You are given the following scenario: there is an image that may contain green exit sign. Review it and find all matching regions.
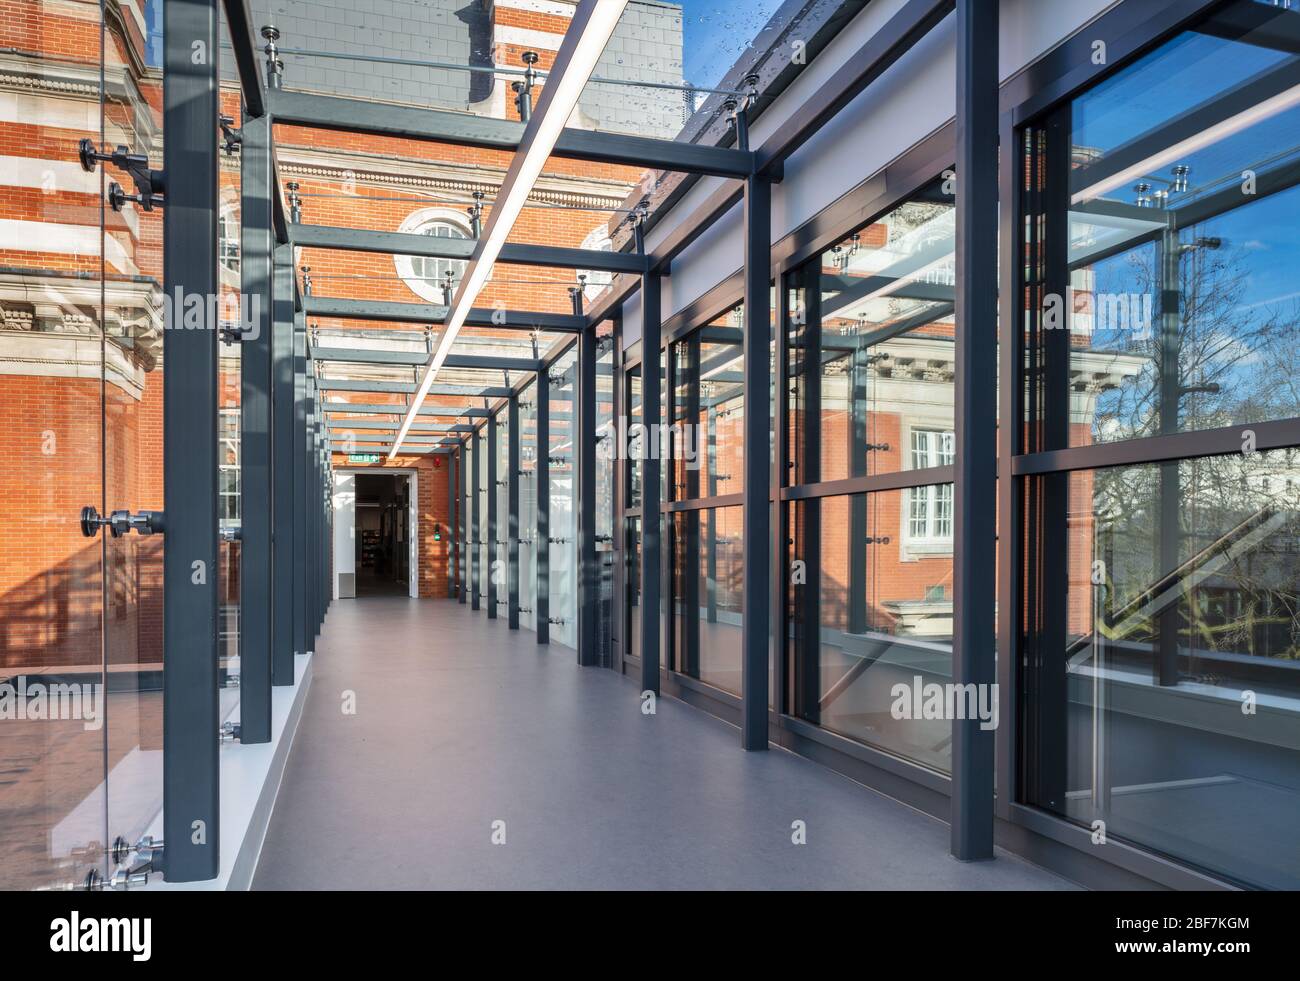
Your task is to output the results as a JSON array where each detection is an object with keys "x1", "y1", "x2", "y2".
[{"x1": 347, "y1": 453, "x2": 381, "y2": 464}]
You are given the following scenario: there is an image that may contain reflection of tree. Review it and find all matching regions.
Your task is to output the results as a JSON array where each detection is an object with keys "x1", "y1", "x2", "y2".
[
  {"x1": 1091, "y1": 452, "x2": 1300, "y2": 663},
  {"x1": 1092, "y1": 239, "x2": 1294, "y2": 439}
]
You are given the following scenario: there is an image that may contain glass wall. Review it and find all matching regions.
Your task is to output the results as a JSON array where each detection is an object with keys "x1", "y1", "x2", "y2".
[
  {"x1": 671, "y1": 506, "x2": 746, "y2": 695},
  {"x1": 789, "y1": 177, "x2": 955, "y2": 487},
  {"x1": 783, "y1": 178, "x2": 957, "y2": 773},
  {"x1": 596, "y1": 335, "x2": 616, "y2": 666},
  {"x1": 0, "y1": 0, "x2": 166, "y2": 889},
  {"x1": 519, "y1": 382, "x2": 538, "y2": 632},
  {"x1": 666, "y1": 305, "x2": 746, "y2": 693},
  {"x1": 787, "y1": 490, "x2": 954, "y2": 771},
  {"x1": 478, "y1": 429, "x2": 489, "y2": 608},
  {"x1": 549, "y1": 347, "x2": 578, "y2": 648},
  {"x1": 1018, "y1": 0, "x2": 1300, "y2": 890},
  {"x1": 496, "y1": 411, "x2": 510, "y2": 618}
]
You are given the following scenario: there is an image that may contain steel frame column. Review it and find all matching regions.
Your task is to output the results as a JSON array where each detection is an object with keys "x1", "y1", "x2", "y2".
[
  {"x1": 639, "y1": 270, "x2": 662, "y2": 694},
  {"x1": 458, "y1": 442, "x2": 467, "y2": 603},
  {"x1": 487, "y1": 411, "x2": 499, "y2": 619},
  {"x1": 161, "y1": 0, "x2": 220, "y2": 881},
  {"x1": 237, "y1": 105, "x2": 273, "y2": 743},
  {"x1": 576, "y1": 327, "x2": 599, "y2": 666},
  {"x1": 951, "y1": 0, "x2": 998, "y2": 861},
  {"x1": 449, "y1": 448, "x2": 459, "y2": 598},
  {"x1": 471, "y1": 428, "x2": 481, "y2": 610},
  {"x1": 307, "y1": 371, "x2": 319, "y2": 645},
  {"x1": 271, "y1": 245, "x2": 296, "y2": 685},
  {"x1": 507, "y1": 394, "x2": 521, "y2": 628},
  {"x1": 293, "y1": 316, "x2": 307, "y2": 655},
  {"x1": 535, "y1": 370, "x2": 551, "y2": 643},
  {"x1": 740, "y1": 173, "x2": 772, "y2": 751}
]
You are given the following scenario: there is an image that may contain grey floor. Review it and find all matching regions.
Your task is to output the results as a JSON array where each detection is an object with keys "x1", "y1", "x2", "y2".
[{"x1": 252, "y1": 597, "x2": 1074, "y2": 890}]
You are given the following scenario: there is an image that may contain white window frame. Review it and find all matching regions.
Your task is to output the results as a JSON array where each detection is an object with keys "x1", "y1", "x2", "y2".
[
  {"x1": 903, "y1": 426, "x2": 954, "y2": 555},
  {"x1": 393, "y1": 207, "x2": 473, "y2": 305}
]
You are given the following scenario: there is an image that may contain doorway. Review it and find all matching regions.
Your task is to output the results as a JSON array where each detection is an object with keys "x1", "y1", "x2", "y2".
[
  {"x1": 333, "y1": 470, "x2": 418, "y2": 600},
  {"x1": 353, "y1": 474, "x2": 410, "y2": 596}
]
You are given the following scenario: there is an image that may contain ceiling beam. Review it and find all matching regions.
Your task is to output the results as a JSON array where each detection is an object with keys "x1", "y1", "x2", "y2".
[
  {"x1": 303, "y1": 295, "x2": 584, "y2": 332},
  {"x1": 291, "y1": 223, "x2": 648, "y2": 274},
  {"x1": 317, "y1": 379, "x2": 513, "y2": 397},
  {"x1": 310, "y1": 347, "x2": 543, "y2": 371},
  {"x1": 267, "y1": 88, "x2": 755, "y2": 179}
]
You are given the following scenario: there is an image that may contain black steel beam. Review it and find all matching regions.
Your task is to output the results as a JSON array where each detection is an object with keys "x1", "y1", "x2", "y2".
[
  {"x1": 271, "y1": 245, "x2": 296, "y2": 686},
  {"x1": 575, "y1": 328, "x2": 599, "y2": 666},
  {"x1": 508, "y1": 394, "x2": 520, "y2": 629},
  {"x1": 458, "y1": 443, "x2": 467, "y2": 603},
  {"x1": 320, "y1": 402, "x2": 474, "y2": 416},
  {"x1": 309, "y1": 347, "x2": 543, "y2": 372},
  {"x1": 293, "y1": 314, "x2": 307, "y2": 662},
  {"x1": 328, "y1": 420, "x2": 457, "y2": 431},
  {"x1": 448, "y1": 450, "x2": 458, "y2": 597},
  {"x1": 471, "y1": 429, "x2": 482, "y2": 611},
  {"x1": 487, "y1": 412, "x2": 499, "y2": 619},
  {"x1": 220, "y1": 0, "x2": 265, "y2": 118},
  {"x1": 303, "y1": 295, "x2": 584, "y2": 332},
  {"x1": 535, "y1": 370, "x2": 550, "y2": 644},
  {"x1": 239, "y1": 107, "x2": 274, "y2": 744},
  {"x1": 740, "y1": 174, "x2": 772, "y2": 751},
  {"x1": 291, "y1": 223, "x2": 649, "y2": 275},
  {"x1": 266, "y1": 88, "x2": 757, "y2": 179},
  {"x1": 639, "y1": 270, "x2": 662, "y2": 695},
  {"x1": 316, "y1": 379, "x2": 513, "y2": 397},
  {"x1": 161, "y1": 0, "x2": 220, "y2": 883},
  {"x1": 951, "y1": 0, "x2": 998, "y2": 862}
]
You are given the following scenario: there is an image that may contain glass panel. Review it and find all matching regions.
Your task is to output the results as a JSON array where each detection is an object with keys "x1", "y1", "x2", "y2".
[
  {"x1": 627, "y1": 516, "x2": 642, "y2": 663},
  {"x1": 673, "y1": 305, "x2": 744, "y2": 498},
  {"x1": 789, "y1": 178, "x2": 957, "y2": 485},
  {"x1": 495, "y1": 411, "x2": 509, "y2": 617},
  {"x1": 787, "y1": 490, "x2": 955, "y2": 774},
  {"x1": 596, "y1": 335, "x2": 615, "y2": 666},
  {"x1": 670, "y1": 505, "x2": 745, "y2": 695},
  {"x1": 549, "y1": 348, "x2": 578, "y2": 649},
  {"x1": 1028, "y1": 0, "x2": 1300, "y2": 450},
  {"x1": 627, "y1": 365, "x2": 643, "y2": 510},
  {"x1": 519, "y1": 381, "x2": 537, "y2": 632},
  {"x1": 1022, "y1": 450, "x2": 1300, "y2": 889},
  {"x1": 478, "y1": 426, "x2": 488, "y2": 605},
  {"x1": 106, "y1": 0, "x2": 170, "y2": 884}
]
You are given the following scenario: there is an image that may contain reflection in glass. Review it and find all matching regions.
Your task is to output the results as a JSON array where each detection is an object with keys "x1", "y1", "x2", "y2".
[
  {"x1": 549, "y1": 349, "x2": 578, "y2": 649},
  {"x1": 673, "y1": 305, "x2": 744, "y2": 498},
  {"x1": 1022, "y1": 450, "x2": 1300, "y2": 889},
  {"x1": 519, "y1": 382, "x2": 537, "y2": 632},
  {"x1": 671, "y1": 506, "x2": 745, "y2": 695},
  {"x1": 787, "y1": 490, "x2": 955, "y2": 773},
  {"x1": 789, "y1": 178, "x2": 956, "y2": 486},
  {"x1": 1028, "y1": 0, "x2": 1300, "y2": 449}
]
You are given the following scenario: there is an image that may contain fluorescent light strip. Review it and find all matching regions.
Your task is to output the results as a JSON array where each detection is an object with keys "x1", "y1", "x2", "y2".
[{"x1": 388, "y1": 0, "x2": 628, "y2": 459}]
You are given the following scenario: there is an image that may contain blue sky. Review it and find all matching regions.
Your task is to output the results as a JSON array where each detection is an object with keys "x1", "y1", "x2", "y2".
[{"x1": 678, "y1": 0, "x2": 787, "y2": 88}]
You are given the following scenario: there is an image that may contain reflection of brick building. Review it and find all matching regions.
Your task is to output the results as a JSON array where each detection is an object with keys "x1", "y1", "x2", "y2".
[
  {"x1": 1, "y1": 0, "x2": 681, "y2": 675},
  {"x1": 0, "y1": 0, "x2": 164, "y2": 672}
]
